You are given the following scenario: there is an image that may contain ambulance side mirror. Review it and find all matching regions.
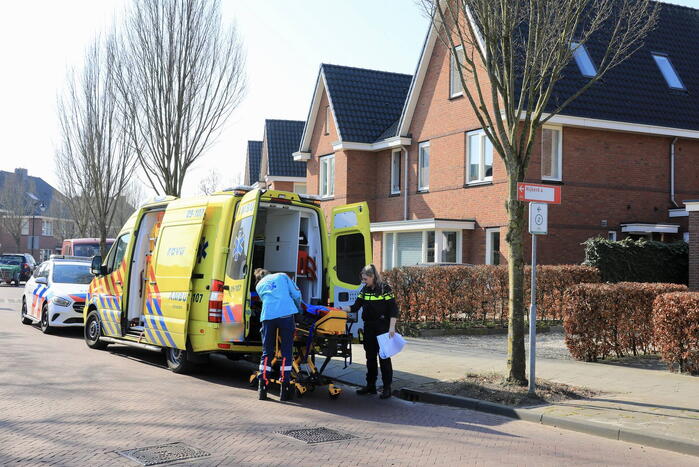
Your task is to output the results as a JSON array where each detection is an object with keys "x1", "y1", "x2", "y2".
[{"x1": 91, "y1": 256, "x2": 105, "y2": 276}]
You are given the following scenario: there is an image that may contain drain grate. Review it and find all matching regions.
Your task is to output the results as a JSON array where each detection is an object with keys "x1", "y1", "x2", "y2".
[
  {"x1": 277, "y1": 427, "x2": 356, "y2": 444},
  {"x1": 117, "y1": 442, "x2": 210, "y2": 466}
]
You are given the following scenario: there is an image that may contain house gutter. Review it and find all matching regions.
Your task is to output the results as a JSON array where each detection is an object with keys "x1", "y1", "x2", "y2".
[{"x1": 671, "y1": 137, "x2": 679, "y2": 208}]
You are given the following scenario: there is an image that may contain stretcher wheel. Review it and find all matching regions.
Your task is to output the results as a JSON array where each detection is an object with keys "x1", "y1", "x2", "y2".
[
  {"x1": 249, "y1": 372, "x2": 259, "y2": 387},
  {"x1": 329, "y1": 392, "x2": 340, "y2": 400},
  {"x1": 328, "y1": 384, "x2": 342, "y2": 400}
]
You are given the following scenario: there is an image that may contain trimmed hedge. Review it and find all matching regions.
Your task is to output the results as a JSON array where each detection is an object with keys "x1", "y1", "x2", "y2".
[
  {"x1": 583, "y1": 237, "x2": 688, "y2": 284},
  {"x1": 383, "y1": 265, "x2": 599, "y2": 324},
  {"x1": 653, "y1": 292, "x2": 699, "y2": 375},
  {"x1": 562, "y1": 282, "x2": 687, "y2": 362}
]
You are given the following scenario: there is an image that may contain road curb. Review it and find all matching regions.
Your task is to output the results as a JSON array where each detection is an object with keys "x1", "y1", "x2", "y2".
[{"x1": 398, "y1": 388, "x2": 699, "y2": 458}]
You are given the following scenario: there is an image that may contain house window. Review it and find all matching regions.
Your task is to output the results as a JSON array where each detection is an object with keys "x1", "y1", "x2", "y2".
[
  {"x1": 383, "y1": 230, "x2": 462, "y2": 269},
  {"x1": 571, "y1": 42, "x2": 596, "y2": 77},
  {"x1": 391, "y1": 150, "x2": 401, "y2": 195},
  {"x1": 418, "y1": 142, "x2": 430, "y2": 191},
  {"x1": 21, "y1": 219, "x2": 29, "y2": 235},
  {"x1": 652, "y1": 53, "x2": 685, "y2": 90},
  {"x1": 485, "y1": 228, "x2": 501, "y2": 265},
  {"x1": 450, "y1": 45, "x2": 465, "y2": 97},
  {"x1": 324, "y1": 105, "x2": 330, "y2": 135},
  {"x1": 684, "y1": 232, "x2": 690, "y2": 243},
  {"x1": 607, "y1": 231, "x2": 617, "y2": 241},
  {"x1": 466, "y1": 130, "x2": 493, "y2": 183},
  {"x1": 319, "y1": 154, "x2": 335, "y2": 198},
  {"x1": 40, "y1": 249, "x2": 52, "y2": 261},
  {"x1": 541, "y1": 127, "x2": 562, "y2": 181},
  {"x1": 293, "y1": 182, "x2": 306, "y2": 194},
  {"x1": 42, "y1": 220, "x2": 53, "y2": 236}
]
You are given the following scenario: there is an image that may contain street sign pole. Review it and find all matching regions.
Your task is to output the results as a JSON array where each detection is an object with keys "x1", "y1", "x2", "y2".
[{"x1": 529, "y1": 225, "x2": 537, "y2": 395}]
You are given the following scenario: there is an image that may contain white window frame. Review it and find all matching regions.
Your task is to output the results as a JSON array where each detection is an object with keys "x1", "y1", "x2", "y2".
[
  {"x1": 450, "y1": 45, "x2": 465, "y2": 98},
  {"x1": 652, "y1": 53, "x2": 685, "y2": 90},
  {"x1": 541, "y1": 125, "x2": 563, "y2": 182},
  {"x1": 485, "y1": 228, "x2": 501, "y2": 265},
  {"x1": 42, "y1": 219, "x2": 53, "y2": 237},
  {"x1": 324, "y1": 105, "x2": 330, "y2": 135},
  {"x1": 390, "y1": 150, "x2": 401, "y2": 195},
  {"x1": 570, "y1": 42, "x2": 596, "y2": 78},
  {"x1": 607, "y1": 231, "x2": 617, "y2": 241},
  {"x1": 466, "y1": 129, "x2": 494, "y2": 184},
  {"x1": 418, "y1": 141, "x2": 430, "y2": 192},
  {"x1": 293, "y1": 182, "x2": 307, "y2": 194},
  {"x1": 382, "y1": 230, "x2": 462, "y2": 269},
  {"x1": 21, "y1": 219, "x2": 29, "y2": 236},
  {"x1": 319, "y1": 154, "x2": 335, "y2": 198}
]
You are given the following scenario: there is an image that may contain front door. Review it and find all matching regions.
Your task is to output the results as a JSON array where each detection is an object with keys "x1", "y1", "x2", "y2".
[{"x1": 90, "y1": 233, "x2": 131, "y2": 336}]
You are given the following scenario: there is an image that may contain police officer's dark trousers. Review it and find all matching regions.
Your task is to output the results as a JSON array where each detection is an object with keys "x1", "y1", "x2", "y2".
[
  {"x1": 363, "y1": 322, "x2": 392, "y2": 388},
  {"x1": 259, "y1": 315, "x2": 295, "y2": 384}
]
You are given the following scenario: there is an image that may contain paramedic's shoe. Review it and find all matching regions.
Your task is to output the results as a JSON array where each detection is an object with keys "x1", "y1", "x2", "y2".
[
  {"x1": 280, "y1": 382, "x2": 292, "y2": 401},
  {"x1": 379, "y1": 386, "x2": 392, "y2": 399},
  {"x1": 356, "y1": 385, "x2": 377, "y2": 395},
  {"x1": 258, "y1": 379, "x2": 268, "y2": 400}
]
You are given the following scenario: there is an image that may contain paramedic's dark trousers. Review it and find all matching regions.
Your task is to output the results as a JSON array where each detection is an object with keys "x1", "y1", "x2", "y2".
[
  {"x1": 363, "y1": 324, "x2": 392, "y2": 387},
  {"x1": 260, "y1": 315, "x2": 295, "y2": 384}
]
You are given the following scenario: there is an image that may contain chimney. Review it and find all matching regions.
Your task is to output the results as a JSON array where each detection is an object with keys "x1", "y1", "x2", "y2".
[{"x1": 14, "y1": 168, "x2": 28, "y2": 181}]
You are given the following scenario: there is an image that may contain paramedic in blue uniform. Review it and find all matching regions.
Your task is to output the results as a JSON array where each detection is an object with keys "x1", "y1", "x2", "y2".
[
  {"x1": 254, "y1": 268, "x2": 302, "y2": 401},
  {"x1": 342, "y1": 264, "x2": 399, "y2": 399}
]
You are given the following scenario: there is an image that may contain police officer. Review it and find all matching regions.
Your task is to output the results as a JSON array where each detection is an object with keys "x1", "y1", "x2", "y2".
[
  {"x1": 255, "y1": 268, "x2": 302, "y2": 401},
  {"x1": 343, "y1": 264, "x2": 399, "y2": 399}
]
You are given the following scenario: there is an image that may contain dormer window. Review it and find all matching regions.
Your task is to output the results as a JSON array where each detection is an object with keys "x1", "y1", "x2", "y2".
[
  {"x1": 652, "y1": 53, "x2": 685, "y2": 90},
  {"x1": 570, "y1": 42, "x2": 596, "y2": 78}
]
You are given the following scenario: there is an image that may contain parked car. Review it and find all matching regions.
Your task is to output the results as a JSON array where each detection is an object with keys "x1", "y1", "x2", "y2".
[
  {"x1": 61, "y1": 238, "x2": 115, "y2": 258},
  {"x1": 0, "y1": 253, "x2": 36, "y2": 285},
  {"x1": 21, "y1": 256, "x2": 94, "y2": 333}
]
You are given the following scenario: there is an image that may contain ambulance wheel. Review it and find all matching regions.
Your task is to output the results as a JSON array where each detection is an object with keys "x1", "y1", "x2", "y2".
[
  {"x1": 165, "y1": 347, "x2": 194, "y2": 374},
  {"x1": 40, "y1": 306, "x2": 52, "y2": 334},
  {"x1": 21, "y1": 298, "x2": 32, "y2": 325},
  {"x1": 85, "y1": 310, "x2": 108, "y2": 350}
]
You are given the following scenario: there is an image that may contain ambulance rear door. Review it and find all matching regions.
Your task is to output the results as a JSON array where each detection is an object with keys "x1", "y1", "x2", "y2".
[
  {"x1": 328, "y1": 202, "x2": 372, "y2": 331},
  {"x1": 150, "y1": 201, "x2": 206, "y2": 349},
  {"x1": 222, "y1": 189, "x2": 261, "y2": 342}
]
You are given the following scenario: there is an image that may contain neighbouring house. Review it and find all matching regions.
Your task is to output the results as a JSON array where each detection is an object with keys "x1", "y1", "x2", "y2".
[
  {"x1": 0, "y1": 168, "x2": 71, "y2": 261},
  {"x1": 295, "y1": 3, "x2": 699, "y2": 270},
  {"x1": 258, "y1": 119, "x2": 307, "y2": 193},
  {"x1": 244, "y1": 140, "x2": 263, "y2": 187}
]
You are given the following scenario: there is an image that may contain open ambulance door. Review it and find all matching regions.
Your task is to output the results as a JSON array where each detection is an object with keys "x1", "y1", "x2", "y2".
[
  {"x1": 222, "y1": 189, "x2": 261, "y2": 342},
  {"x1": 328, "y1": 202, "x2": 372, "y2": 335},
  {"x1": 150, "y1": 202, "x2": 206, "y2": 350}
]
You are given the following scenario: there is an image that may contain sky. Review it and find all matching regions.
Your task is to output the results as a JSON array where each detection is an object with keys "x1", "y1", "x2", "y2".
[{"x1": 0, "y1": 0, "x2": 696, "y2": 197}]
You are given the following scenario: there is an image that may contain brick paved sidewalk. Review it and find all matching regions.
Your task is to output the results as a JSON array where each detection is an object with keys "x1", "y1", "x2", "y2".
[{"x1": 323, "y1": 333, "x2": 699, "y2": 447}]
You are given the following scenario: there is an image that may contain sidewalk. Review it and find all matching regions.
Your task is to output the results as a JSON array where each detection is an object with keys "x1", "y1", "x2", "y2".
[{"x1": 321, "y1": 332, "x2": 699, "y2": 447}]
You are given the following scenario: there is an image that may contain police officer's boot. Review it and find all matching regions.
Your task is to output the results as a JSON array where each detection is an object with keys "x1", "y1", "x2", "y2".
[
  {"x1": 280, "y1": 382, "x2": 293, "y2": 401},
  {"x1": 258, "y1": 378, "x2": 268, "y2": 400},
  {"x1": 356, "y1": 384, "x2": 377, "y2": 395},
  {"x1": 379, "y1": 385, "x2": 392, "y2": 399}
]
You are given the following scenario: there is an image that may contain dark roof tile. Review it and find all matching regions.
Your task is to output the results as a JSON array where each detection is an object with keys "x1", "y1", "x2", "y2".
[
  {"x1": 246, "y1": 140, "x2": 262, "y2": 183},
  {"x1": 265, "y1": 120, "x2": 306, "y2": 177}
]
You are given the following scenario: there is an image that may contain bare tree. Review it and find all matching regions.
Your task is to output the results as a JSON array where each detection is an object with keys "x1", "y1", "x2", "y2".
[
  {"x1": 110, "y1": 179, "x2": 147, "y2": 236},
  {"x1": 115, "y1": 0, "x2": 246, "y2": 197},
  {"x1": 0, "y1": 176, "x2": 30, "y2": 251},
  {"x1": 56, "y1": 35, "x2": 137, "y2": 257},
  {"x1": 56, "y1": 165, "x2": 93, "y2": 239},
  {"x1": 198, "y1": 169, "x2": 221, "y2": 195},
  {"x1": 420, "y1": 0, "x2": 658, "y2": 384}
]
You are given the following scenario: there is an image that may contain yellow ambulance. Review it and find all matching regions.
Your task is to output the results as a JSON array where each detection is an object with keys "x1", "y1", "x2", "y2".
[{"x1": 84, "y1": 187, "x2": 371, "y2": 372}]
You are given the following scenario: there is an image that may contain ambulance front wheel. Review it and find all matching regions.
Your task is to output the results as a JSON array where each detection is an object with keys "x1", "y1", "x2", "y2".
[
  {"x1": 85, "y1": 310, "x2": 109, "y2": 350},
  {"x1": 165, "y1": 347, "x2": 194, "y2": 374}
]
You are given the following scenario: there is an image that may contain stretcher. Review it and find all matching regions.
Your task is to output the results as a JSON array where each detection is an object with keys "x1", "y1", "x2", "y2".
[{"x1": 249, "y1": 303, "x2": 354, "y2": 399}]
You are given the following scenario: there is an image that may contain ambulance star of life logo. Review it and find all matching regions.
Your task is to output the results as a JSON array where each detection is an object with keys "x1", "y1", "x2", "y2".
[{"x1": 233, "y1": 230, "x2": 245, "y2": 262}]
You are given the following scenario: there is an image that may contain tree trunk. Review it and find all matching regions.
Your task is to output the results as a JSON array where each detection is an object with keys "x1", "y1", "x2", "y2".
[
  {"x1": 505, "y1": 170, "x2": 527, "y2": 385},
  {"x1": 99, "y1": 225, "x2": 108, "y2": 258}
]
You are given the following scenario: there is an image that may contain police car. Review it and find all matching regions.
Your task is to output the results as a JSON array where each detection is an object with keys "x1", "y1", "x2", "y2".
[{"x1": 21, "y1": 256, "x2": 94, "y2": 333}]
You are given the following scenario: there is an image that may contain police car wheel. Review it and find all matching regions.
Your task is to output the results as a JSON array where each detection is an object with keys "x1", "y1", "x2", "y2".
[
  {"x1": 85, "y1": 311, "x2": 108, "y2": 350},
  {"x1": 21, "y1": 298, "x2": 32, "y2": 325},
  {"x1": 40, "y1": 306, "x2": 52, "y2": 334},
  {"x1": 165, "y1": 347, "x2": 194, "y2": 374}
]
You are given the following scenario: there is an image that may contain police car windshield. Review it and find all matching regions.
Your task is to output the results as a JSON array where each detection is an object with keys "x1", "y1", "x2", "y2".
[
  {"x1": 73, "y1": 244, "x2": 101, "y2": 257},
  {"x1": 0, "y1": 256, "x2": 22, "y2": 265},
  {"x1": 52, "y1": 264, "x2": 93, "y2": 284}
]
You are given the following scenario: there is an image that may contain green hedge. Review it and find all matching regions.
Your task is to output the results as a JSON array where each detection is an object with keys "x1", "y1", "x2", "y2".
[{"x1": 583, "y1": 237, "x2": 688, "y2": 284}]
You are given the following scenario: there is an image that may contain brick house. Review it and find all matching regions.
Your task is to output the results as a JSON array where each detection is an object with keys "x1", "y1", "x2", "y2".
[
  {"x1": 295, "y1": 3, "x2": 699, "y2": 271},
  {"x1": 0, "y1": 168, "x2": 69, "y2": 261},
  {"x1": 250, "y1": 119, "x2": 307, "y2": 193}
]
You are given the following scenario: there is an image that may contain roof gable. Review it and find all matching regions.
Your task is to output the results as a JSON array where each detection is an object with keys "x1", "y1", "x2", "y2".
[{"x1": 263, "y1": 120, "x2": 306, "y2": 178}]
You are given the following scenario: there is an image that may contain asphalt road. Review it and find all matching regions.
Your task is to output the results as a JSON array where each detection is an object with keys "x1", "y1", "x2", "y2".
[{"x1": 0, "y1": 284, "x2": 692, "y2": 466}]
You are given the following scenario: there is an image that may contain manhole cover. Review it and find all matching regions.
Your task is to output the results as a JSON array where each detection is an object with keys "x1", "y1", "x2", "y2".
[
  {"x1": 277, "y1": 427, "x2": 356, "y2": 444},
  {"x1": 117, "y1": 442, "x2": 210, "y2": 466}
]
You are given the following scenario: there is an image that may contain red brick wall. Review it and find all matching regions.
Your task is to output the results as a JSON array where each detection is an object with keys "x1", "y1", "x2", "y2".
[
  {"x1": 268, "y1": 181, "x2": 294, "y2": 192},
  {"x1": 689, "y1": 211, "x2": 699, "y2": 290}
]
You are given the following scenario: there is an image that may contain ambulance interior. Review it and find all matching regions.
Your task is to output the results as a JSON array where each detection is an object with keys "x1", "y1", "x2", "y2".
[
  {"x1": 249, "y1": 202, "x2": 323, "y2": 309},
  {"x1": 126, "y1": 209, "x2": 165, "y2": 331}
]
